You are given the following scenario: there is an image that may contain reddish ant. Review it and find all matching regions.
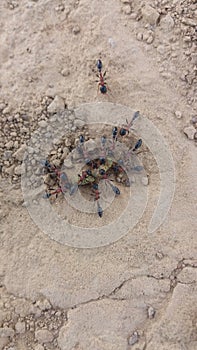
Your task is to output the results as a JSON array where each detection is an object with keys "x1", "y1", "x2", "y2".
[
  {"x1": 78, "y1": 169, "x2": 93, "y2": 185},
  {"x1": 99, "y1": 169, "x2": 120, "y2": 195},
  {"x1": 96, "y1": 59, "x2": 108, "y2": 94},
  {"x1": 120, "y1": 111, "x2": 140, "y2": 137},
  {"x1": 92, "y1": 183, "x2": 103, "y2": 217}
]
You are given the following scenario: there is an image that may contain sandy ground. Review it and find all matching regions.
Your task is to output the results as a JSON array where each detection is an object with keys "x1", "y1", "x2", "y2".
[{"x1": 0, "y1": 0, "x2": 197, "y2": 349}]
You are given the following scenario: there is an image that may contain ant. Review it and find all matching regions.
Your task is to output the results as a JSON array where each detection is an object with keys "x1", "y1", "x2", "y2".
[
  {"x1": 96, "y1": 59, "x2": 108, "y2": 94},
  {"x1": 119, "y1": 111, "x2": 140, "y2": 137},
  {"x1": 92, "y1": 183, "x2": 103, "y2": 217},
  {"x1": 132, "y1": 139, "x2": 142, "y2": 152},
  {"x1": 99, "y1": 168, "x2": 120, "y2": 195},
  {"x1": 43, "y1": 170, "x2": 74, "y2": 198},
  {"x1": 77, "y1": 134, "x2": 92, "y2": 165},
  {"x1": 112, "y1": 126, "x2": 118, "y2": 141},
  {"x1": 99, "y1": 136, "x2": 107, "y2": 165},
  {"x1": 78, "y1": 169, "x2": 93, "y2": 185}
]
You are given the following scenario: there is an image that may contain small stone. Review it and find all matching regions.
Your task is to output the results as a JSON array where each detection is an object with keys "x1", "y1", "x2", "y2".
[
  {"x1": 161, "y1": 72, "x2": 171, "y2": 79},
  {"x1": 160, "y1": 14, "x2": 174, "y2": 31},
  {"x1": 61, "y1": 147, "x2": 69, "y2": 159},
  {"x1": 13, "y1": 144, "x2": 27, "y2": 161},
  {"x1": 174, "y1": 111, "x2": 182, "y2": 119},
  {"x1": 0, "y1": 337, "x2": 9, "y2": 350},
  {"x1": 141, "y1": 176, "x2": 149, "y2": 186},
  {"x1": 121, "y1": 0, "x2": 130, "y2": 3},
  {"x1": 5, "y1": 141, "x2": 14, "y2": 149},
  {"x1": 35, "y1": 329, "x2": 54, "y2": 344},
  {"x1": 38, "y1": 120, "x2": 48, "y2": 128},
  {"x1": 142, "y1": 4, "x2": 160, "y2": 26},
  {"x1": 35, "y1": 345, "x2": 44, "y2": 350},
  {"x1": 47, "y1": 96, "x2": 65, "y2": 114},
  {"x1": 136, "y1": 32, "x2": 143, "y2": 41},
  {"x1": 147, "y1": 35, "x2": 154, "y2": 44},
  {"x1": 122, "y1": 4, "x2": 132, "y2": 15},
  {"x1": 3, "y1": 151, "x2": 12, "y2": 160},
  {"x1": 147, "y1": 306, "x2": 156, "y2": 319},
  {"x1": 61, "y1": 68, "x2": 70, "y2": 77},
  {"x1": 108, "y1": 37, "x2": 116, "y2": 48},
  {"x1": 155, "y1": 251, "x2": 164, "y2": 260},
  {"x1": 36, "y1": 299, "x2": 51, "y2": 311},
  {"x1": 182, "y1": 18, "x2": 196, "y2": 27},
  {"x1": 0, "y1": 102, "x2": 6, "y2": 111},
  {"x1": 72, "y1": 25, "x2": 80, "y2": 34},
  {"x1": 84, "y1": 139, "x2": 97, "y2": 153},
  {"x1": 14, "y1": 165, "x2": 22, "y2": 176},
  {"x1": 15, "y1": 321, "x2": 26, "y2": 334},
  {"x1": 64, "y1": 138, "x2": 71, "y2": 147},
  {"x1": 0, "y1": 327, "x2": 15, "y2": 338},
  {"x1": 4, "y1": 165, "x2": 15, "y2": 176},
  {"x1": 191, "y1": 116, "x2": 197, "y2": 124},
  {"x1": 157, "y1": 45, "x2": 166, "y2": 55},
  {"x1": 63, "y1": 159, "x2": 73, "y2": 168},
  {"x1": 143, "y1": 32, "x2": 149, "y2": 41},
  {"x1": 128, "y1": 331, "x2": 139, "y2": 346},
  {"x1": 183, "y1": 125, "x2": 196, "y2": 140},
  {"x1": 3, "y1": 106, "x2": 11, "y2": 114},
  {"x1": 74, "y1": 119, "x2": 85, "y2": 128}
]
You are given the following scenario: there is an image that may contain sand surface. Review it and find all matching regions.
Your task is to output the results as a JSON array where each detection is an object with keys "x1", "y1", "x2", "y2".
[{"x1": 0, "y1": 0, "x2": 197, "y2": 349}]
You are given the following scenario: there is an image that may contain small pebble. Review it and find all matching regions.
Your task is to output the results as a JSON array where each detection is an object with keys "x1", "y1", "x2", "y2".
[
  {"x1": 136, "y1": 32, "x2": 143, "y2": 41},
  {"x1": 5, "y1": 141, "x2": 14, "y2": 149},
  {"x1": 142, "y1": 4, "x2": 160, "y2": 26},
  {"x1": 141, "y1": 176, "x2": 149, "y2": 186},
  {"x1": 155, "y1": 251, "x2": 164, "y2": 260},
  {"x1": 128, "y1": 331, "x2": 139, "y2": 346},
  {"x1": 35, "y1": 345, "x2": 44, "y2": 350},
  {"x1": 191, "y1": 116, "x2": 197, "y2": 124},
  {"x1": 183, "y1": 125, "x2": 196, "y2": 140},
  {"x1": 122, "y1": 4, "x2": 132, "y2": 15},
  {"x1": 61, "y1": 68, "x2": 70, "y2": 77},
  {"x1": 108, "y1": 37, "x2": 116, "y2": 48},
  {"x1": 74, "y1": 119, "x2": 85, "y2": 128},
  {"x1": 38, "y1": 120, "x2": 48, "y2": 128},
  {"x1": 174, "y1": 111, "x2": 182, "y2": 119},
  {"x1": 72, "y1": 25, "x2": 80, "y2": 34},
  {"x1": 147, "y1": 35, "x2": 154, "y2": 44},
  {"x1": 35, "y1": 329, "x2": 54, "y2": 344},
  {"x1": 15, "y1": 321, "x2": 26, "y2": 334},
  {"x1": 47, "y1": 95, "x2": 65, "y2": 114},
  {"x1": 14, "y1": 165, "x2": 22, "y2": 176},
  {"x1": 0, "y1": 327, "x2": 15, "y2": 338},
  {"x1": 63, "y1": 159, "x2": 73, "y2": 168},
  {"x1": 147, "y1": 306, "x2": 156, "y2": 319}
]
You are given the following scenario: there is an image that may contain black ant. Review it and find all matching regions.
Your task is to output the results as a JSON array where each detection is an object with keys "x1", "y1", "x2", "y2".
[
  {"x1": 119, "y1": 111, "x2": 140, "y2": 136},
  {"x1": 92, "y1": 183, "x2": 103, "y2": 217},
  {"x1": 96, "y1": 59, "x2": 108, "y2": 94},
  {"x1": 112, "y1": 126, "x2": 118, "y2": 141}
]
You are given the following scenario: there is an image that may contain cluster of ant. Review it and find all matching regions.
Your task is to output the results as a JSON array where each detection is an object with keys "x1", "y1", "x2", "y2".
[{"x1": 42, "y1": 60, "x2": 143, "y2": 217}]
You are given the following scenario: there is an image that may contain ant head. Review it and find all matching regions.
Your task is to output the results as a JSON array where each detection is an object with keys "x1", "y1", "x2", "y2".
[
  {"x1": 85, "y1": 159, "x2": 91, "y2": 165},
  {"x1": 79, "y1": 135, "x2": 85, "y2": 143},
  {"x1": 120, "y1": 128, "x2": 127, "y2": 136},
  {"x1": 99, "y1": 157, "x2": 105, "y2": 165},
  {"x1": 99, "y1": 169, "x2": 106, "y2": 176}
]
